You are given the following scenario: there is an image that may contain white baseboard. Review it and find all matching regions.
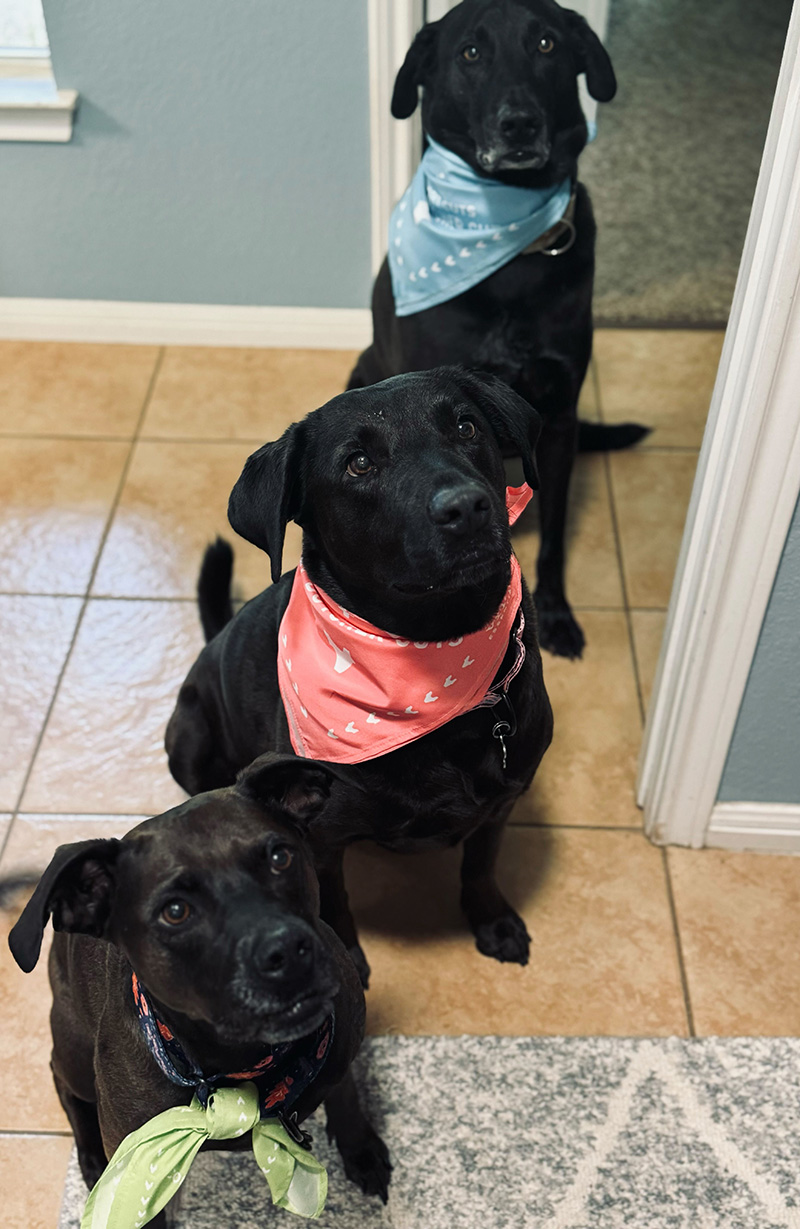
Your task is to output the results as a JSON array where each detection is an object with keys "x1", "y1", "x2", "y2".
[
  {"x1": 0, "y1": 298, "x2": 373, "y2": 349},
  {"x1": 706, "y1": 802, "x2": 800, "y2": 854}
]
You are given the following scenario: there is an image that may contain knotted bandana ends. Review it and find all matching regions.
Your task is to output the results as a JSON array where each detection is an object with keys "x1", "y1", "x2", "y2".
[{"x1": 80, "y1": 1082, "x2": 327, "y2": 1229}]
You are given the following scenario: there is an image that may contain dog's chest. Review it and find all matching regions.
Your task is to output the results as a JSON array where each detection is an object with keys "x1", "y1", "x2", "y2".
[
  {"x1": 316, "y1": 708, "x2": 540, "y2": 853},
  {"x1": 387, "y1": 183, "x2": 595, "y2": 378}
]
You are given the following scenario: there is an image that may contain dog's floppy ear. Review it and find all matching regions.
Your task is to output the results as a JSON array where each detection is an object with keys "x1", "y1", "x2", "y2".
[
  {"x1": 392, "y1": 21, "x2": 440, "y2": 119},
  {"x1": 564, "y1": 10, "x2": 616, "y2": 102},
  {"x1": 237, "y1": 752, "x2": 354, "y2": 827},
  {"x1": 227, "y1": 423, "x2": 305, "y2": 583},
  {"x1": 8, "y1": 839, "x2": 121, "y2": 973},
  {"x1": 458, "y1": 370, "x2": 541, "y2": 491}
]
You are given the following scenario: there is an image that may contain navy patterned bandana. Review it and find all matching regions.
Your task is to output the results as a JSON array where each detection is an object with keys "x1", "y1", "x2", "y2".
[{"x1": 131, "y1": 972, "x2": 333, "y2": 1122}]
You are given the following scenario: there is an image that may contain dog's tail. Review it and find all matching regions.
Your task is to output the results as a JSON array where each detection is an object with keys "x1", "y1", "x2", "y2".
[
  {"x1": 578, "y1": 420, "x2": 651, "y2": 452},
  {"x1": 198, "y1": 537, "x2": 235, "y2": 642}
]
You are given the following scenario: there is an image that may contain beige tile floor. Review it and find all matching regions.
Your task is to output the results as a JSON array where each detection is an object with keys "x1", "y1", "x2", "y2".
[{"x1": 3, "y1": 331, "x2": 799, "y2": 1220}]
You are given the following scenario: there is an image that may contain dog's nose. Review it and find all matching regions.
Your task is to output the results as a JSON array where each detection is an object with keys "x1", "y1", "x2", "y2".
[
  {"x1": 252, "y1": 925, "x2": 314, "y2": 979},
  {"x1": 498, "y1": 110, "x2": 539, "y2": 144},
  {"x1": 429, "y1": 484, "x2": 491, "y2": 537}
]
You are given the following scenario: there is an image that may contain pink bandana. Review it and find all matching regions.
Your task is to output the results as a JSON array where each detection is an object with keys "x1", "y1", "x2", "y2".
[{"x1": 277, "y1": 485, "x2": 533, "y2": 764}]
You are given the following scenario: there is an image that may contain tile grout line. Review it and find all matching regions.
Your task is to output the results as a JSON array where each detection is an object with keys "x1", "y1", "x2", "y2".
[
  {"x1": 0, "y1": 592, "x2": 665, "y2": 612},
  {"x1": 507, "y1": 822, "x2": 643, "y2": 832},
  {"x1": 0, "y1": 1128, "x2": 74, "y2": 1138},
  {"x1": 1, "y1": 432, "x2": 304, "y2": 447},
  {"x1": 592, "y1": 356, "x2": 699, "y2": 1038},
  {"x1": 593, "y1": 364, "x2": 646, "y2": 726},
  {"x1": 0, "y1": 348, "x2": 166, "y2": 866},
  {"x1": 0, "y1": 591, "x2": 197, "y2": 602},
  {"x1": 0, "y1": 431, "x2": 135, "y2": 443},
  {"x1": 5, "y1": 809, "x2": 640, "y2": 832},
  {"x1": 593, "y1": 355, "x2": 697, "y2": 1036},
  {"x1": 661, "y1": 847, "x2": 696, "y2": 1038},
  {"x1": 603, "y1": 450, "x2": 646, "y2": 725}
]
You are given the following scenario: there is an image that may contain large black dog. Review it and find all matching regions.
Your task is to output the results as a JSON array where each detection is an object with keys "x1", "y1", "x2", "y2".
[
  {"x1": 350, "y1": 0, "x2": 646, "y2": 659},
  {"x1": 8, "y1": 754, "x2": 391, "y2": 1221},
  {"x1": 166, "y1": 368, "x2": 553, "y2": 986}
]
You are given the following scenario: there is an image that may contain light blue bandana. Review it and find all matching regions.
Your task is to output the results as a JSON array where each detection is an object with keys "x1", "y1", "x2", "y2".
[{"x1": 388, "y1": 136, "x2": 572, "y2": 316}]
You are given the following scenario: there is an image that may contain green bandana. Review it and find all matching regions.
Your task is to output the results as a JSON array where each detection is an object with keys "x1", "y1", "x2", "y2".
[{"x1": 81, "y1": 1081, "x2": 327, "y2": 1228}]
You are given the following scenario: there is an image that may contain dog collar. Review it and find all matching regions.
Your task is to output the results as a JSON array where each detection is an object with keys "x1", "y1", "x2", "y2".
[
  {"x1": 131, "y1": 971, "x2": 333, "y2": 1120},
  {"x1": 388, "y1": 136, "x2": 572, "y2": 316},
  {"x1": 277, "y1": 484, "x2": 532, "y2": 765},
  {"x1": 79, "y1": 977, "x2": 333, "y2": 1227}
]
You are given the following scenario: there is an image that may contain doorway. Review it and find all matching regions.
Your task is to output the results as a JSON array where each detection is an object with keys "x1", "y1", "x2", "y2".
[{"x1": 368, "y1": 0, "x2": 798, "y2": 849}]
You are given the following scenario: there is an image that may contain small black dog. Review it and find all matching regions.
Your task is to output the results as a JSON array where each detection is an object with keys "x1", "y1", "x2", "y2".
[
  {"x1": 8, "y1": 753, "x2": 390, "y2": 1222},
  {"x1": 166, "y1": 367, "x2": 553, "y2": 987},
  {"x1": 349, "y1": 0, "x2": 647, "y2": 659}
]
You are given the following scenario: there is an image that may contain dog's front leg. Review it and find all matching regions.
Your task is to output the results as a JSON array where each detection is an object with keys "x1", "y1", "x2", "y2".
[
  {"x1": 325, "y1": 1071, "x2": 391, "y2": 1203},
  {"x1": 460, "y1": 816, "x2": 530, "y2": 965},
  {"x1": 532, "y1": 413, "x2": 585, "y2": 659},
  {"x1": 315, "y1": 846, "x2": 371, "y2": 989},
  {"x1": 52, "y1": 1068, "x2": 108, "y2": 1192}
]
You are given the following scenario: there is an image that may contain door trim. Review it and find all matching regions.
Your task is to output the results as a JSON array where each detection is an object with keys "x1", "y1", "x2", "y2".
[
  {"x1": 367, "y1": 0, "x2": 423, "y2": 275},
  {"x1": 637, "y1": 1, "x2": 800, "y2": 847}
]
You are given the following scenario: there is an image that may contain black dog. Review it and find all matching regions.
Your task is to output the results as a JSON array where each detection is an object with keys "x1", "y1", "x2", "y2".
[
  {"x1": 8, "y1": 754, "x2": 391, "y2": 1221},
  {"x1": 349, "y1": 0, "x2": 647, "y2": 659},
  {"x1": 166, "y1": 368, "x2": 553, "y2": 987}
]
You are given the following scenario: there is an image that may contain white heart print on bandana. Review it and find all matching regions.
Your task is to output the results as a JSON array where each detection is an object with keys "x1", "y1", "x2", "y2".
[{"x1": 276, "y1": 496, "x2": 529, "y2": 764}]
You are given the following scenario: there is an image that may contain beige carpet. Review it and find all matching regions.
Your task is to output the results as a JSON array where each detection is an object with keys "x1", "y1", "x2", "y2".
[{"x1": 583, "y1": 0, "x2": 792, "y2": 327}]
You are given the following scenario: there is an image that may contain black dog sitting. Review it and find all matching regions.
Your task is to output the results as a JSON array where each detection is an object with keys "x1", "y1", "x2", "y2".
[
  {"x1": 8, "y1": 753, "x2": 390, "y2": 1225},
  {"x1": 166, "y1": 367, "x2": 553, "y2": 988},
  {"x1": 349, "y1": 0, "x2": 647, "y2": 659}
]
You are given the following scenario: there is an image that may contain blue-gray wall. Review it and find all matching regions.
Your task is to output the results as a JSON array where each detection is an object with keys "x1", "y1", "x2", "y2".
[
  {"x1": 718, "y1": 492, "x2": 800, "y2": 803},
  {"x1": 1, "y1": 0, "x2": 372, "y2": 307}
]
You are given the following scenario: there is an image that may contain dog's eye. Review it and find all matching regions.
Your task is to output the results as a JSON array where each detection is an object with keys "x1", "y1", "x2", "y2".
[
  {"x1": 461, "y1": 45, "x2": 480, "y2": 62},
  {"x1": 269, "y1": 844, "x2": 293, "y2": 873},
  {"x1": 537, "y1": 35, "x2": 555, "y2": 53},
  {"x1": 347, "y1": 452, "x2": 374, "y2": 477},
  {"x1": 162, "y1": 900, "x2": 190, "y2": 925},
  {"x1": 457, "y1": 417, "x2": 477, "y2": 440}
]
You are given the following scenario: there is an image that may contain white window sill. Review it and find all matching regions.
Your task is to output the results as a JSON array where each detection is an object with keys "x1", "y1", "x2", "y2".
[
  {"x1": 0, "y1": 55, "x2": 77, "y2": 141},
  {"x1": 0, "y1": 87, "x2": 77, "y2": 140}
]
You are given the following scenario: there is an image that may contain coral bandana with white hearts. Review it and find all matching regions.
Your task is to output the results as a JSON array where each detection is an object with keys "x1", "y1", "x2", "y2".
[
  {"x1": 388, "y1": 136, "x2": 572, "y2": 316},
  {"x1": 277, "y1": 485, "x2": 533, "y2": 764}
]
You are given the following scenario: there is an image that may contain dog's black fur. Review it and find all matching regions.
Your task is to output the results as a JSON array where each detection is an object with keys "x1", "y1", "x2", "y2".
[
  {"x1": 8, "y1": 754, "x2": 391, "y2": 1221},
  {"x1": 166, "y1": 368, "x2": 553, "y2": 987},
  {"x1": 349, "y1": 0, "x2": 648, "y2": 659}
]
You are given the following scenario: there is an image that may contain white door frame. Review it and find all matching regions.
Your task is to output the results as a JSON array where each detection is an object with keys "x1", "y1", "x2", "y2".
[
  {"x1": 637, "y1": 0, "x2": 800, "y2": 850},
  {"x1": 367, "y1": 0, "x2": 424, "y2": 275}
]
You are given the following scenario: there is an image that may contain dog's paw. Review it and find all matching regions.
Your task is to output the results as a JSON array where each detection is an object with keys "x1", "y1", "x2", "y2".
[
  {"x1": 340, "y1": 1126, "x2": 392, "y2": 1203},
  {"x1": 473, "y1": 910, "x2": 530, "y2": 965},
  {"x1": 534, "y1": 595, "x2": 585, "y2": 660},
  {"x1": 347, "y1": 943, "x2": 371, "y2": 990}
]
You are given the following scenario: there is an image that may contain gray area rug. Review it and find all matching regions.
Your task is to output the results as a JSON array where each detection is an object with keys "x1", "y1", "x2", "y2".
[
  {"x1": 583, "y1": 0, "x2": 792, "y2": 327},
  {"x1": 60, "y1": 1036, "x2": 800, "y2": 1228}
]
